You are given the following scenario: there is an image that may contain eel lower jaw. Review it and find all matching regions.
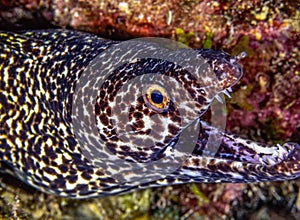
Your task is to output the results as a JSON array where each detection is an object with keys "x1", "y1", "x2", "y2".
[
  {"x1": 175, "y1": 142, "x2": 300, "y2": 182},
  {"x1": 283, "y1": 142, "x2": 300, "y2": 162}
]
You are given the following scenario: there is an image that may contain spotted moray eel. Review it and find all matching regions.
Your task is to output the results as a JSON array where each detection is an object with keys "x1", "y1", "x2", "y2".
[{"x1": 0, "y1": 30, "x2": 299, "y2": 198}]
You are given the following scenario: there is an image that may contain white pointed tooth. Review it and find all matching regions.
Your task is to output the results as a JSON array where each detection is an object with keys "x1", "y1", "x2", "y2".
[
  {"x1": 215, "y1": 94, "x2": 224, "y2": 103},
  {"x1": 227, "y1": 87, "x2": 232, "y2": 92},
  {"x1": 223, "y1": 89, "x2": 232, "y2": 98},
  {"x1": 235, "y1": 51, "x2": 247, "y2": 60}
]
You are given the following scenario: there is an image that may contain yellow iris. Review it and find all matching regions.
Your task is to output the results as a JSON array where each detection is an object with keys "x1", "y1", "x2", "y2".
[{"x1": 144, "y1": 84, "x2": 169, "y2": 111}]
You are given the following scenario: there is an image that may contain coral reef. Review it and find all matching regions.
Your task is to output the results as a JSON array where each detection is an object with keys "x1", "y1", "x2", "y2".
[{"x1": 0, "y1": 0, "x2": 299, "y2": 219}]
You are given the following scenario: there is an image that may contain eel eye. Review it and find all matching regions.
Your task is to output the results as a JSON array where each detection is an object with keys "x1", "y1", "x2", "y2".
[
  {"x1": 144, "y1": 84, "x2": 169, "y2": 111},
  {"x1": 151, "y1": 91, "x2": 164, "y2": 104}
]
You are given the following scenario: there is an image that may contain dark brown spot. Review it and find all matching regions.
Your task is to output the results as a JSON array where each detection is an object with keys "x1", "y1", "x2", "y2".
[
  {"x1": 77, "y1": 184, "x2": 89, "y2": 194},
  {"x1": 132, "y1": 120, "x2": 145, "y2": 129},
  {"x1": 133, "y1": 112, "x2": 143, "y2": 119},
  {"x1": 143, "y1": 108, "x2": 150, "y2": 115},
  {"x1": 53, "y1": 177, "x2": 66, "y2": 188},
  {"x1": 42, "y1": 156, "x2": 50, "y2": 165},
  {"x1": 168, "y1": 124, "x2": 179, "y2": 135},
  {"x1": 120, "y1": 145, "x2": 130, "y2": 151},
  {"x1": 95, "y1": 103, "x2": 101, "y2": 115},
  {"x1": 44, "y1": 167, "x2": 56, "y2": 175},
  {"x1": 44, "y1": 146, "x2": 56, "y2": 159},
  {"x1": 99, "y1": 90, "x2": 106, "y2": 99},
  {"x1": 99, "y1": 114, "x2": 109, "y2": 126},
  {"x1": 58, "y1": 164, "x2": 68, "y2": 173},
  {"x1": 96, "y1": 170, "x2": 104, "y2": 176},
  {"x1": 107, "y1": 84, "x2": 114, "y2": 93},
  {"x1": 100, "y1": 101, "x2": 108, "y2": 111},
  {"x1": 106, "y1": 107, "x2": 111, "y2": 115},
  {"x1": 67, "y1": 175, "x2": 78, "y2": 183},
  {"x1": 197, "y1": 95, "x2": 206, "y2": 105},
  {"x1": 106, "y1": 142, "x2": 117, "y2": 154},
  {"x1": 81, "y1": 171, "x2": 92, "y2": 180}
]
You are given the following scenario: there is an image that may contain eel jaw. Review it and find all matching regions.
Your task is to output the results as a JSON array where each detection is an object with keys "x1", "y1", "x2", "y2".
[
  {"x1": 169, "y1": 121, "x2": 300, "y2": 183},
  {"x1": 214, "y1": 87, "x2": 233, "y2": 103}
]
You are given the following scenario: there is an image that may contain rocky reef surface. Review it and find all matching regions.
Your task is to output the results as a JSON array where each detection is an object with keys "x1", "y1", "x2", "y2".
[{"x1": 0, "y1": 0, "x2": 299, "y2": 219}]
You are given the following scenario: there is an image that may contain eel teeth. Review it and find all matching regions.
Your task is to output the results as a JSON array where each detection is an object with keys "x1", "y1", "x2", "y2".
[
  {"x1": 223, "y1": 89, "x2": 232, "y2": 98},
  {"x1": 215, "y1": 94, "x2": 224, "y2": 103},
  {"x1": 235, "y1": 51, "x2": 247, "y2": 60}
]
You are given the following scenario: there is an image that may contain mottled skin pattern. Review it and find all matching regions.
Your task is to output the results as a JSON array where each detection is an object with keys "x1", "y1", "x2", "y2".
[{"x1": 0, "y1": 30, "x2": 299, "y2": 199}]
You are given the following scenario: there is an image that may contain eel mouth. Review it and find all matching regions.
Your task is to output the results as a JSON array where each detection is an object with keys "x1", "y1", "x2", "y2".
[
  {"x1": 156, "y1": 81, "x2": 300, "y2": 170},
  {"x1": 190, "y1": 121, "x2": 300, "y2": 166},
  {"x1": 157, "y1": 119, "x2": 300, "y2": 183}
]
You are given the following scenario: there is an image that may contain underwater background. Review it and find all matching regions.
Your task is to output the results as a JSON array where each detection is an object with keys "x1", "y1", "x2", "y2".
[{"x1": 0, "y1": 0, "x2": 299, "y2": 219}]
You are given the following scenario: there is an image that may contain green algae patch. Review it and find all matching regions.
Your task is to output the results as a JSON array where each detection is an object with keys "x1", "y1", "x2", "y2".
[
  {"x1": 203, "y1": 31, "x2": 213, "y2": 49},
  {"x1": 151, "y1": 206, "x2": 181, "y2": 220},
  {"x1": 175, "y1": 28, "x2": 195, "y2": 46},
  {"x1": 190, "y1": 183, "x2": 209, "y2": 206},
  {"x1": 232, "y1": 35, "x2": 255, "y2": 57},
  {"x1": 230, "y1": 85, "x2": 255, "y2": 111},
  {"x1": 105, "y1": 190, "x2": 152, "y2": 220},
  {"x1": 260, "y1": 117, "x2": 288, "y2": 144}
]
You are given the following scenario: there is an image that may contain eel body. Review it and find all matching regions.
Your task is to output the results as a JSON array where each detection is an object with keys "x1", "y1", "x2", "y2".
[{"x1": 0, "y1": 30, "x2": 299, "y2": 198}]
